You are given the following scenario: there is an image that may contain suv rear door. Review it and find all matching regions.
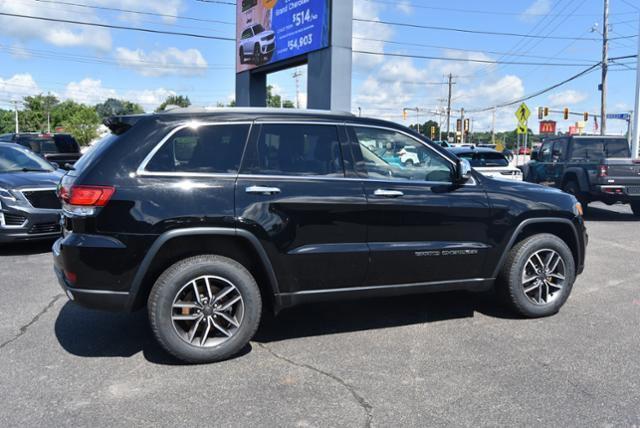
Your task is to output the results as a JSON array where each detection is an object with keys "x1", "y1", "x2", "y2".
[
  {"x1": 347, "y1": 125, "x2": 491, "y2": 286},
  {"x1": 235, "y1": 122, "x2": 368, "y2": 294}
]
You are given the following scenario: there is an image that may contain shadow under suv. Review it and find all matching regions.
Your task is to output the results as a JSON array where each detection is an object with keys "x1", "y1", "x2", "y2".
[{"x1": 53, "y1": 108, "x2": 587, "y2": 363}]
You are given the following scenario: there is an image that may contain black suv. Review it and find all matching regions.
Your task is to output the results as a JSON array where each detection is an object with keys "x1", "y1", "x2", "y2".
[
  {"x1": 524, "y1": 135, "x2": 640, "y2": 215},
  {"x1": 0, "y1": 133, "x2": 82, "y2": 169},
  {"x1": 53, "y1": 109, "x2": 587, "y2": 363}
]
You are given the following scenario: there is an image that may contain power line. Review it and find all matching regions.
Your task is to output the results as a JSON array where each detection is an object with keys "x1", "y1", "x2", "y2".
[
  {"x1": 0, "y1": 12, "x2": 235, "y2": 42},
  {"x1": 30, "y1": 0, "x2": 235, "y2": 25},
  {"x1": 353, "y1": 18, "x2": 636, "y2": 41},
  {"x1": 467, "y1": 63, "x2": 602, "y2": 113},
  {"x1": 352, "y1": 50, "x2": 598, "y2": 67}
]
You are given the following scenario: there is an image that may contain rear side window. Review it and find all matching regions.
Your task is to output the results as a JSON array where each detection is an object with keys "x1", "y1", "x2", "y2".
[
  {"x1": 145, "y1": 124, "x2": 249, "y2": 174},
  {"x1": 241, "y1": 124, "x2": 344, "y2": 177},
  {"x1": 570, "y1": 138, "x2": 631, "y2": 160},
  {"x1": 54, "y1": 135, "x2": 80, "y2": 153}
]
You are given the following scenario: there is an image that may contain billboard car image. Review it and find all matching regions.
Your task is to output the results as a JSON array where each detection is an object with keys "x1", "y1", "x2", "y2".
[{"x1": 236, "y1": 0, "x2": 330, "y2": 73}]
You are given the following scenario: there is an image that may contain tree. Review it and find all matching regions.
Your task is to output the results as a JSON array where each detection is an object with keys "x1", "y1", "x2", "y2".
[
  {"x1": 0, "y1": 109, "x2": 15, "y2": 134},
  {"x1": 409, "y1": 120, "x2": 440, "y2": 139},
  {"x1": 62, "y1": 105, "x2": 100, "y2": 146},
  {"x1": 95, "y1": 98, "x2": 144, "y2": 119},
  {"x1": 20, "y1": 93, "x2": 59, "y2": 132},
  {"x1": 266, "y1": 85, "x2": 295, "y2": 108},
  {"x1": 156, "y1": 95, "x2": 191, "y2": 112}
]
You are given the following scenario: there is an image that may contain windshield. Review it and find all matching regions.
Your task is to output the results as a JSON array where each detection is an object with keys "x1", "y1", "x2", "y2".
[
  {"x1": 253, "y1": 24, "x2": 265, "y2": 34},
  {"x1": 0, "y1": 145, "x2": 55, "y2": 173},
  {"x1": 456, "y1": 151, "x2": 509, "y2": 167},
  {"x1": 571, "y1": 138, "x2": 631, "y2": 159}
]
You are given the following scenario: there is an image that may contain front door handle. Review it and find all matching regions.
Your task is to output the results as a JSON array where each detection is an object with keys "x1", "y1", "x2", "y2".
[
  {"x1": 373, "y1": 189, "x2": 404, "y2": 198},
  {"x1": 245, "y1": 186, "x2": 281, "y2": 195}
]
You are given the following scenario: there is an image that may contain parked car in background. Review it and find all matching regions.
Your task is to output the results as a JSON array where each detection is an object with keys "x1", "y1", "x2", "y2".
[
  {"x1": 518, "y1": 147, "x2": 532, "y2": 155},
  {"x1": 239, "y1": 24, "x2": 275, "y2": 65},
  {"x1": 54, "y1": 108, "x2": 586, "y2": 364},
  {"x1": 0, "y1": 143, "x2": 63, "y2": 243},
  {"x1": 449, "y1": 147, "x2": 523, "y2": 181},
  {"x1": 524, "y1": 135, "x2": 640, "y2": 215},
  {"x1": 0, "y1": 133, "x2": 81, "y2": 169}
]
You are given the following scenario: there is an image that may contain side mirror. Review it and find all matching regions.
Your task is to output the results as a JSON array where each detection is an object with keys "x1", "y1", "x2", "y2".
[
  {"x1": 530, "y1": 151, "x2": 538, "y2": 161},
  {"x1": 456, "y1": 158, "x2": 472, "y2": 183}
]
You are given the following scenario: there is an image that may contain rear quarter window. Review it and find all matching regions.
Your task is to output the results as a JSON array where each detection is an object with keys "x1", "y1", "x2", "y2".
[{"x1": 54, "y1": 135, "x2": 80, "y2": 153}]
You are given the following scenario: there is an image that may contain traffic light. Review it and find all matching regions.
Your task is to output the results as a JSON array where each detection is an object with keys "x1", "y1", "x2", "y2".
[
  {"x1": 583, "y1": 112, "x2": 589, "y2": 122},
  {"x1": 402, "y1": 109, "x2": 407, "y2": 120},
  {"x1": 456, "y1": 119, "x2": 462, "y2": 132},
  {"x1": 544, "y1": 107, "x2": 549, "y2": 117},
  {"x1": 538, "y1": 107, "x2": 544, "y2": 120},
  {"x1": 463, "y1": 119, "x2": 470, "y2": 133},
  {"x1": 563, "y1": 108, "x2": 569, "y2": 120},
  {"x1": 430, "y1": 126, "x2": 436, "y2": 139}
]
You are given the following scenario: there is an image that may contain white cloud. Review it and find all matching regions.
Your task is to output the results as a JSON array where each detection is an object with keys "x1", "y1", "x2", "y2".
[
  {"x1": 548, "y1": 90, "x2": 588, "y2": 107},
  {"x1": 114, "y1": 47, "x2": 208, "y2": 77},
  {"x1": 396, "y1": 1, "x2": 412, "y2": 14},
  {"x1": 0, "y1": 73, "x2": 41, "y2": 101},
  {"x1": 352, "y1": 0, "x2": 393, "y2": 71},
  {"x1": 64, "y1": 78, "x2": 175, "y2": 111},
  {"x1": 520, "y1": 0, "x2": 551, "y2": 22},
  {"x1": 0, "y1": 0, "x2": 112, "y2": 51}
]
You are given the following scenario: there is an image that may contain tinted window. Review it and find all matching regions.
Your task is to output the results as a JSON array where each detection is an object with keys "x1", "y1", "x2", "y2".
[
  {"x1": 553, "y1": 139, "x2": 568, "y2": 160},
  {"x1": 242, "y1": 124, "x2": 344, "y2": 177},
  {"x1": 456, "y1": 151, "x2": 509, "y2": 167},
  {"x1": 146, "y1": 124, "x2": 249, "y2": 174},
  {"x1": 351, "y1": 127, "x2": 453, "y2": 183},
  {"x1": 571, "y1": 138, "x2": 631, "y2": 160},
  {"x1": 241, "y1": 29, "x2": 252, "y2": 39},
  {"x1": 253, "y1": 24, "x2": 265, "y2": 34},
  {"x1": 54, "y1": 135, "x2": 80, "y2": 153},
  {"x1": 0, "y1": 145, "x2": 55, "y2": 173},
  {"x1": 539, "y1": 141, "x2": 554, "y2": 162}
]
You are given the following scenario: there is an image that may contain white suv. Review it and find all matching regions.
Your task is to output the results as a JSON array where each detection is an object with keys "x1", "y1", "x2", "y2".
[{"x1": 239, "y1": 24, "x2": 275, "y2": 66}]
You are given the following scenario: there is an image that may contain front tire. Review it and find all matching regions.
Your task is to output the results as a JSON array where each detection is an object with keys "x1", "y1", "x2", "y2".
[
  {"x1": 253, "y1": 44, "x2": 261, "y2": 65},
  {"x1": 239, "y1": 47, "x2": 245, "y2": 64},
  {"x1": 497, "y1": 234, "x2": 575, "y2": 318},
  {"x1": 148, "y1": 255, "x2": 262, "y2": 364}
]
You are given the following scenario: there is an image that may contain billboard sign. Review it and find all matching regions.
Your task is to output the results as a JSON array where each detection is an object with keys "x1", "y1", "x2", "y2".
[
  {"x1": 236, "y1": 0, "x2": 330, "y2": 73},
  {"x1": 539, "y1": 120, "x2": 556, "y2": 135}
]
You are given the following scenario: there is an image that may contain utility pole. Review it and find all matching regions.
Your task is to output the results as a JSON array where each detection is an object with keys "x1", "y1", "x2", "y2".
[
  {"x1": 600, "y1": 0, "x2": 609, "y2": 135},
  {"x1": 416, "y1": 107, "x2": 420, "y2": 135},
  {"x1": 293, "y1": 69, "x2": 302, "y2": 109},
  {"x1": 358, "y1": 107, "x2": 362, "y2": 117},
  {"x1": 445, "y1": 73, "x2": 455, "y2": 143},
  {"x1": 491, "y1": 106, "x2": 497, "y2": 145},
  {"x1": 460, "y1": 107, "x2": 465, "y2": 145},
  {"x1": 12, "y1": 100, "x2": 19, "y2": 134},
  {"x1": 631, "y1": 12, "x2": 640, "y2": 159}
]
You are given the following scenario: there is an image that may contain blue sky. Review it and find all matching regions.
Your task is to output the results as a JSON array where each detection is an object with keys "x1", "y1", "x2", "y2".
[{"x1": 0, "y1": 0, "x2": 637, "y2": 133}]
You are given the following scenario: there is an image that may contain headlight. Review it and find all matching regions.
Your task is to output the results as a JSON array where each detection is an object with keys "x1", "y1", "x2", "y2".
[
  {"x1": 0, "y1": 187, "x2": 16, "y2": 201},
  {"x1": 574, "y1": 202, "x2": 584, "y2": 217}
]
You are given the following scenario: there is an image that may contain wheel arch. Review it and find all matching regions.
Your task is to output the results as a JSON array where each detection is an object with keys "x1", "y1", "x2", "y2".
[
  {"x1": 562, "y1": 168, "x2": 589, "y2": 192},
  {"x1": 126, "y1": 228, "x2": 280, "y2": 313},
  {"x1": 492, "y1": 218, "x2": 581, "y2": 278}
]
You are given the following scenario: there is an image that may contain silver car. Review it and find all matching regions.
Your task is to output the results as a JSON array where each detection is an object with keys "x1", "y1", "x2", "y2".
[{"x1": 239, "y1": 24, "x2": 275, "y2": 66}]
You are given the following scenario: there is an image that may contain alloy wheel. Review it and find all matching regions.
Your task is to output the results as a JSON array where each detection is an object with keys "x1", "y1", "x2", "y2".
[
  {"x1": 521, "y1": 249, "x2": 566, "y2": 305},
  {"x1": 171, "y1": 275, "x2": 245, "y2": 347}
]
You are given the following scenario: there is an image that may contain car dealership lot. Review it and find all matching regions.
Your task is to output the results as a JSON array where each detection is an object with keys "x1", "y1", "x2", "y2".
[{"x1": 0, "y1": 203, "x2": 639, "y2": 427}]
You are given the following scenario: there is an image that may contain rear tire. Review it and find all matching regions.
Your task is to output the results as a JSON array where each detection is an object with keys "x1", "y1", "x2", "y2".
[
  {"x1": 631, "y1": 202, "x2": 640, "y2": 217},
  {"x1": 497, "y1": 234, "x2": 575, "y2": 318},
  {"x1": 563, "y1": 180, "x2": 589, "y2": 213},
  {"x1": 148, "y1": 255, "x2": 262, "y2": 364}
]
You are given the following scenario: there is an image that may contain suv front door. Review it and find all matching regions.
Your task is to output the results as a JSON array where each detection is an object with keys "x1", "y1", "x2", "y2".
[
  {"x1": 236, "y1": 122, "x2": 368, "y2": 294},
  {"x1": 347, "y1": 125, "x2": 492, "y2": 286}
]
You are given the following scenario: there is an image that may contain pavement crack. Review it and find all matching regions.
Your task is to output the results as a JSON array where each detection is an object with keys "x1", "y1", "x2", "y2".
[
  {"x1": 256, "y1": 342, "x2": 373, "y2": 428},
  {"x1": 0, "y1": 294, "x2": 64, "y2": 350}
]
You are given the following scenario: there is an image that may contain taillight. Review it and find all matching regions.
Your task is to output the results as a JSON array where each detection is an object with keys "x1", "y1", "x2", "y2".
[
  {"x1": 60, "y1": 185, "x2": 115, "y2": 216},
  {"x1": 597, "y1": 165, "x2": 608, "y2": 177}
]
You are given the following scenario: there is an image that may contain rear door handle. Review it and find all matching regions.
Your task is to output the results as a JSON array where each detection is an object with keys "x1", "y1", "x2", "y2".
[
  {"x1": 245, "y1": 186, "x2": 281, "y2": 195},
  {"x1": 373, "y1": 189, "x2": 404, "y2": 198}
]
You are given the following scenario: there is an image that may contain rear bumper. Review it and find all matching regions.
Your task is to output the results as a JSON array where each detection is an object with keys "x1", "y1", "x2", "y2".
[
  {"x1": 53, "y1": 238, "x2": 131, "y2": 312},
  {"x1": 591, "y1": 185, "x2": 640, "y2": 204}
]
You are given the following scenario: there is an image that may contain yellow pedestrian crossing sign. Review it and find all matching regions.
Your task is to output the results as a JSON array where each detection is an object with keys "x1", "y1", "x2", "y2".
[{"x1": 515, "y1": 103, "x2": 531, "y2": 125}]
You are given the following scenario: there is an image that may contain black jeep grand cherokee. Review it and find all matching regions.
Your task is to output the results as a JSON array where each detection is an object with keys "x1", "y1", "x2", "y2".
[{"x1": 53, "y1": 109, "x2": 587, "y2": 363}]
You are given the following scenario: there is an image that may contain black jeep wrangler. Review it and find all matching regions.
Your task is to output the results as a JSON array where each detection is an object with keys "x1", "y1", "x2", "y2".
[
  {"x1": 524, "y1": 135, "x2": 640, "y2": 215},
  {"x1": 53, "y1": 109, "x2": 587, "y2": 363}
]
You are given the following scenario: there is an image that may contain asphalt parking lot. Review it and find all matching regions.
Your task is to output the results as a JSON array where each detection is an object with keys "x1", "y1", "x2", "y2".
[{"x1": 0, "y1": 202, "x2": 639, "y2": 427}]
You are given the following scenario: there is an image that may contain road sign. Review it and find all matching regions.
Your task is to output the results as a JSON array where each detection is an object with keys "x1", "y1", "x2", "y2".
[
  {"x1": 539, "y1": 120, "x2": 556, "y2": 135},
  {"x1": 606, "y1": 113, "x2": 630, "y2": 120},
  {"x1": 515, "y1": 103, "x2": 531, "y2": 125},
  {"x1": 517, "y1": 123, "x2": 527, "y2": 134}
]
